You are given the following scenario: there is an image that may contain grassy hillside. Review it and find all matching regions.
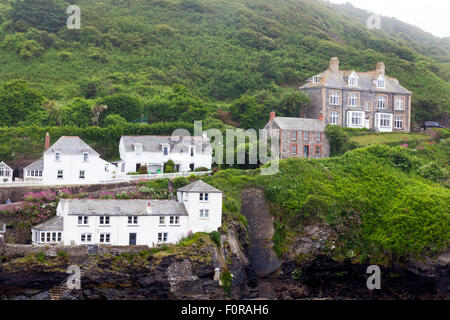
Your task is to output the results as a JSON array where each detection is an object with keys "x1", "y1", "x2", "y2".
[{"x1": 0, "y1": 0, "x2": 448, "y2": 132}]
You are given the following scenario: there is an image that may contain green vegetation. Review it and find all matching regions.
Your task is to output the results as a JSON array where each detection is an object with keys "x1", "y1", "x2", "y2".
[
  {"x1": 201, "y1": 140, "x2": 449, "y2": 264},
  {"x1": 0, "y1": 0, "x2": 448, "y2": 167},
  {"x1": 220, "y1": 269, "x2": 233, "y2": 297},
  {"x1": 210, "y1": 231, "x2": 221, "y2": 246}
]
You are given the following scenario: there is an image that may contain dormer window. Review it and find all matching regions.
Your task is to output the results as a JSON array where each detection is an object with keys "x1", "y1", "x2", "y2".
[
  {"x1": 55, "y1": 152, "x2": 61, "y2": 161},
  {"x1": 83, "y1": 152, "x2": 89, "y2": 162},
  {"x1": 348, "y1": 72, "x2": 358, "y2": 87},
  {"x1": 134, "y1": 144, "x2": 142, "y2": 156},
  {"x1": 313, "y1": 76, "x2": 319, "y2": 84},
  {"x1": 376, "y1": 75, "x2": 385, "y2": 89}
]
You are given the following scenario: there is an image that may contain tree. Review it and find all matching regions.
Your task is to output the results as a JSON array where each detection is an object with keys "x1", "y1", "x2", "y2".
[
  {"x1": 91, "y1": 104, "x2": 108, "y2": 126},
  {"x1": 43, "y1": 99, "x2": 63, "y2": 126},
  {"x1": 0, "y1": 80, "x2": 43, "y2": 126},
  {"x1": 8, "y1": 0, "x2": 67, "y2": 33},
  {"x1": 61, "y1": 98, "x2": 92, "y2": 127},
  {"x1": 100, "y1": 93, "x2": 142, "y2": 123},
  {"x1": 230, "y1": 94, "x2": 268, "y2": 129},
  {"x1": 104, "y1": 114, "x2": 127, "y2": 127}
]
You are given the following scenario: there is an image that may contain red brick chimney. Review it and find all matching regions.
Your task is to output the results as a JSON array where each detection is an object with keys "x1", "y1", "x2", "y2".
[
  {"x1": 270, "y1": 111, "x2": 276, "y2": 121},
  {"x1": 318, "y1": 114, "x2": 324, "y2": 122},
  {"x1": 44, "y1": 132, "x2": 50, "y2": 151}
]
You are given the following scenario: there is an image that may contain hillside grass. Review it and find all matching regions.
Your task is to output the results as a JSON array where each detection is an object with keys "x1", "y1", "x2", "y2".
[{"x1": 349, "y1": 132, "x2": 433, "y2": 147}]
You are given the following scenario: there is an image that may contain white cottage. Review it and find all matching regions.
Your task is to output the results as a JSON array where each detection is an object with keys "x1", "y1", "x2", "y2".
[
  {"x1": 118, "y1": 135, "x2": 212, "y2": 174},
  {"x1": 24, "y1": 135, "x2": 119, "y2": 185},
  {"x1": 31, "y1": 180, "x2": 222, "y2": 246},
  {"x1": 0, "y1": 162, "x2": 13, "y2": 183}
]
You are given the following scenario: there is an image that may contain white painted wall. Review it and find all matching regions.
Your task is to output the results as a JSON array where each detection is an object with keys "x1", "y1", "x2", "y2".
[
  {"x1": 42, "y1": 153, "x2": 120, "y2": 185},
  {"x1": 119, "y1": 139, "x2": 212, "y2": 174},
  {"x1": 47, "y1": 190, "x2": 222, "y2": 246}
]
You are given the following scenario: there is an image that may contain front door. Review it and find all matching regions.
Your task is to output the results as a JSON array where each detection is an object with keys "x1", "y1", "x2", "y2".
[
  {"x1": 129, "y1": 233, "x2": 136, "y2": 245},
  {"x1": 303, "y1": 145, "x2": 309, "y2": 158}
]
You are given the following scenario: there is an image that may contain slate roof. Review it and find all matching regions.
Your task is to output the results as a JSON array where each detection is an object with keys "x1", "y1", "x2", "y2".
[
  {"x1": 272, "y1": 117, "x2": 325, "y2": 132},
  {"x1": 300, "y1": 70, "x2": 411, "y2": 94},
  {"x1": 120, "y1": 135, "x2": 212, "y2": 154},
  {"x1": 44, "y1": 136, "x2": 99, "y2": 156},
  {"x1": 24, "y1": 157, "x2": 44, "y2": 171},
  {"x1": 177, "y1": 180, "x2": 221, "y2": 193},
  {"x1": 32, "y1": 216, "x2": 63, "y2": 231},
  {"x1": 61, "y1": 199, "x2": 188, "y2": 216}
]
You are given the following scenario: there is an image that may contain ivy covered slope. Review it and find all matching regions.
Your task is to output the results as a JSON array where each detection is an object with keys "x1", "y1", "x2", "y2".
[
  {"x1": 0, "y1": 0, "x2": 448, "y2": 131},
  {"x1": 203, "y1": 140, "x2": 449, "y2": 265}
]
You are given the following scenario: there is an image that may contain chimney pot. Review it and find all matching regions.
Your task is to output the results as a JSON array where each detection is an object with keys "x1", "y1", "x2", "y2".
[
  {"x1": 270, "y1": 111, "x2": 276, "y2": 121},
  {"x1": 330, "y1": 57, "x2": 339, "y2": 73},
  {"x1": 44, "y1": 132, "x2": 50, "y2": 151}
]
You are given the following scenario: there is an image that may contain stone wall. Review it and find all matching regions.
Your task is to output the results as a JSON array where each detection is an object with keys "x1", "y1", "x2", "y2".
[
  {"x1": 0, "y1": 243, "x2": 152, "y2": 257},
  {"x1": 0, "y1": 181, "x2": 132, "y2": 203}
]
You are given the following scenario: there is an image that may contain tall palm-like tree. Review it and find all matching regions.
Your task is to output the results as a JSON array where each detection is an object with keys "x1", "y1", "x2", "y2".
[{"x1": 91, "y1": 104, "x2": 108, "y2": 126}]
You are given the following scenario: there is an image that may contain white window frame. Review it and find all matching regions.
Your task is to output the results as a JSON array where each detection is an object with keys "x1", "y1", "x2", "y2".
[
  {"x1": 395, "y1": 97, "x2": 404, "y2": 110},
  {"x1": 330, "y1": 112, "x2": 339, "y2": 125},
  {"x1": 330, "y1": 92, "x2": 340, "y2": 105},
  {"x1": 349, "y1": 93, "x2": 358, "y2": 107},
  {"x1": 158, "y1": 232, "x2": 168, "y2": 243},
  {"x1": 55, "y1": 152, "x2": 61, "y2": 161},
  {"x1": 83, "y1": 152, "x2": 89, "y2": 162},
  {"x1": 348, "y1": 72, "x2": 358, "y2": 87},
  {"x1": 394, "y1": 116, "x2": 403, "y2": 129},
  {"x1": 199, "y1": 193, "x2": 209, "y2": 201},
  {"x1": 78, "y1": 216, "x2": 88, "y2": 225},
  {"x1": 313, "y1": 76, "x2": 319, "y2": 84},
  {"x1": 347, "y1": 111, "x2": 364, "y2": 128},
  {"x1": 376, "y1": 76, "x2": 385, "y2": 89},
  {"x1": 169, "y1": 216, "x2": 180, "y2": 225},
  {"x1": 378, "y1": 96, "x2": 387, "y2": 109},
  {"x1": 128, "y1": 216, "x2": 138, "y2": 224},
  {"x1": 57, "y1": 170, "x2": 63, "y2": 179},
  {"x1": 200, "y1": 209, "x2": 209, "y2": 219},
  {"x1": 79, "y1": 170, "x2": 85, "y2": 179},
  {"x1": 99, "y1": 216, "x2": 110, "y2": 225},
  {"x1": 378, "y1": 113, "x2": 392, "y2": 128},
  {"x1": 99, "y1": 233, "x2": 111, "y2": 243},
  {"x1": 135, "y1": 144, "x2": 143, "y2": 156},
  {"x1": 159, "y1": 216, "x2": 165, "y2": 225}
]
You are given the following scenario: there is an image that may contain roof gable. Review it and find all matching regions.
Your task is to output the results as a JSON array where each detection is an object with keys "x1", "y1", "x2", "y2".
[
  {"x1": 177, "y1": 180, "x2": 221, "y2": 193},
  {"x1": 44, "y1": 136, "x2": 99, "y2": 156}
]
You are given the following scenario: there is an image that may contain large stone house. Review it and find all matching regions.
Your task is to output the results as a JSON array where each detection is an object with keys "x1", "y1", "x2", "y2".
[
  {"x1": 31, "y1": 180, "x2": 222, "y2": 246},
  {"x1": 300, "y1": 57, "x2": 412, "y2": 132},
  {"x1": 263, "y1": 112, "x2": 330, "y2": 159},
  {"x1": 24, "y1": 134, "x2": 119, "y2": 185},
  {"x1": 118, "y1": 135, "x2": 212, "y2": 174}
]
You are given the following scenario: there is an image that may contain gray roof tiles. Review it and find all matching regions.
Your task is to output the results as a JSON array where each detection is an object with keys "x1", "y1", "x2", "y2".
[
  {"x1": 301, "y1": 70, "x2": 411, "y2": 94},
  {"x1": 272, "y1": 117, "x2": 326, "y2": 131},
  {"x1": 121, "y1": 135, "x2": 212, "y2": 154},
  {"x1": 44, "y1": 136, "x2": 99, "y2": 156},
  {"x1": 32, "y1": 216, "x2": 63, "y2": 231},
  {"x1": 24, "y1": 157, "x2": 44, "y2": 171},
  {"x1": 177, "y1": 180, "x2": 221, "y2": 193},
  {"x1": 62, "y1": 199, "x2": 188, "y2": 216}
]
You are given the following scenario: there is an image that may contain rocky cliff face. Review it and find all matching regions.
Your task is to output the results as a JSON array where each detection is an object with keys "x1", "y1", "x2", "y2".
[{"x1": 0, "y1": 188, "x2": 448, "y2": 300}]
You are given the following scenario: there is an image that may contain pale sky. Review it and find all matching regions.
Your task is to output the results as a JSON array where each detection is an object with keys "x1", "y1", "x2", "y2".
[{"x1": 327, "y1": 0, "x2": 450, "y2": 38}]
